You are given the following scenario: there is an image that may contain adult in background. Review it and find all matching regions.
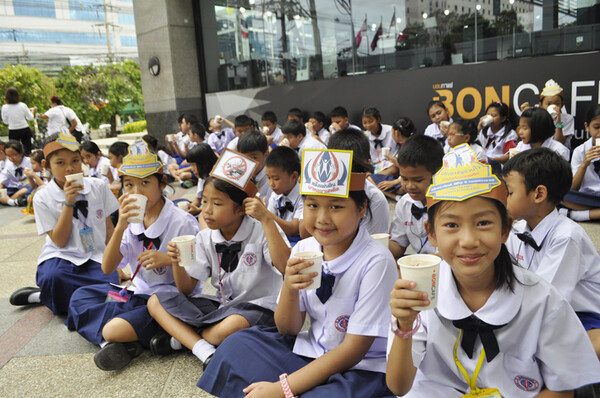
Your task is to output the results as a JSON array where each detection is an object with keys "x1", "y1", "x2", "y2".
[
  {"x1": 1, "y1": 87, "x2": 36, "y2": 155},
  {"x1": 38, "y1": 95, "x2": 83, "y2": 142}
]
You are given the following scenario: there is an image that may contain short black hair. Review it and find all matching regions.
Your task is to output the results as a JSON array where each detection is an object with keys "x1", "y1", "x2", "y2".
[
  {"x1": 362, "y1": 106, "x2": 381, "y2": 121},
  {"x1": 392, "y1": 117, "x2": 416, "y2": 138},
  {"x1": 327, "y1": 128, "x2": 374, "y2": 173},
  {"x1": 237, "y1": 130, "x2": 268, "y2": 154},
  {"x1": 265, "y1": 146, "x2": 300, "y2": 175},
  {"x1": 586, "y1": 104, "x2": 600, "y2": 124},
  {"x1": 186, "y1": 143, "x2": 218, "y2": 179},
  {"x1": 81, "y1": 140, "x2": 101, "y2": 155},
  {"x1": 450, "y1": 117, "x2": 477, "y2": 144},
  {"x1": 520, "y1": 107, "x2": 555, "y2": 144},
  {"x1": 330, "y1": 106, "x2": 349, "y2": 118},
  {"x1": 190, "y1": 123, "x2": 207, "y2": 138},
  {"x1": 205, "y1": 176, "x2": 248, "y2": 206},
  {"x1": 309, "y1": 111, "x2": 327, "y2": 125},
  {"x1": 282, "y1": 119, "x2": 306, "y2": 137},
  {"x1": 177, "y1": 113, "x2": 185, "y2": 124},
  {"x1": 182, "y1": 113, "x2": 198, "y2": 125},
  {"x1": 30, "y1": 149, "x2": 44, "y2": 163},
  {"x1": 234, "y1": 115, "x2": 255, "y2": 128},
  {"x1": 426, "y1": 100, "x2": 447, "y2": 115},
  {"x1": 503, "y1": 147, "x2": 572, "y2": 205},
  {"x1": 397, "y1": 135, "x2": 444, "y2": 174},
  {"x1": 108, "y1": 141, "x2": 129, "y2": 158},
  {"x1": 262, "y1": 111, "x2": 277, "y2": 123},
  {"x1": 287, "y1": 108, "x2": 304, "y2": 120},
  {"x1": 6, "y1": 139, "x2": 24, "y2": 154},
  {"x1": 5, "y1": 87, "x2": 19, "y2": 104}
]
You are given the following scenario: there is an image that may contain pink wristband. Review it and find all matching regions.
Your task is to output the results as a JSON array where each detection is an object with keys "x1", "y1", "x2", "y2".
[
  {"x1": 279, "y1": 373, "x2": 296, "y2": 398},
  {"x1": 391, "y1": 313, "x2": 421, "y2": 339}
]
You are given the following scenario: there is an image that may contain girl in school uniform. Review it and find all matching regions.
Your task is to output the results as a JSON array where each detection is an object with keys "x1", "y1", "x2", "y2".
[
  {"x1": 146, "y1": 148, "x2": 291, "y2": 368},
  {"x1": 514, "y1": 107, "x2": 569, "y2": 161},
  {"x1": 21, "y1": 149, "x2": 47, "y2": 215},
  {"x1": 362, "y1": 106, "x2": 396, "y2": 167},
  {"x1": 0, "y1": 140, "x2": 32, "y2": 206},
  {"x1": 198, "y1": 149, "x2": 398, "y2": 397},
  {"x1": 477, "y1": 101, "x2": 517, "y2": 167},
  {"x1": 80, "y1": 140, "x2": 112, "y2": 184},
  {"x1": 424, "y1": 100, "x2": 452, "y2": 146},
  {"x1": 387, "y1": 146, "x2": 600, "y2": 397},
  {"x1": 66, "y1": 139, "x2": 200, "y2": 371},
  {"x1": 9, "y1": 132, "x2": 120, "y2": 314},
  {"x1": 183, "y1": 143, "x2": 218, "y2": 217}
]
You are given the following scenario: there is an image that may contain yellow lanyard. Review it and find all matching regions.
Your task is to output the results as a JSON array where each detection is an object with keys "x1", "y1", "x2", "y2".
[{"x1": 454, "y1": 329, "x2": 486, "y2": 393}]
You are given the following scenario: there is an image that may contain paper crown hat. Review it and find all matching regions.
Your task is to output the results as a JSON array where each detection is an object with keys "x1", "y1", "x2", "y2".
[
  {"x1": 209, "y1": 149, "x2": 258, "y2": 197},
  {"x1": 540, "y1": 79, "x2": 563, "y2": 98},
  {"x1": 118, "y1": 139, "x2": 163, "y2": 178},
  {"x1": 299, "y1": 149, "x2": 367, "y2": 198},
  {"x1": 43, "y1": 128, "x2": 80, "y2": 158},
  {"x1": 426, "y1": 144, "x2": 507, "y2": 208}
]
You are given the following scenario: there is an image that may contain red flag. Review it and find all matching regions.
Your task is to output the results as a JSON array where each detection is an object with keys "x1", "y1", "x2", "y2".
[
  {"x1": 355, "y1": 18, "x2": 367, "y2": 48},
  {"x1": 370, "y1": 23, "x2": 382, "y2": 51},
  {"x1": 240, "y1": 12, "x2": 249, "y2": 38}
]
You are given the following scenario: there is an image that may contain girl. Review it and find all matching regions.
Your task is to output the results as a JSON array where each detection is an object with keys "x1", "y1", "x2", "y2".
[
  {"x1": 80, "y1": 140, "x2": 112, "y2": 184},
  {"x1": 198, "y1": 149, "x2": 397, "y2": 397},
  {"x1": 537, "y1": 79, "x2": 575, "y2": 148},
  {"x1": 362, "y1": 106, "x2": 396, "y2": 167},
  {"x1": 446, "y1": 118, "x2": 487, "y2": 163},
  {"x1": 477, "y1": 102, "x2": 517, "y2": 166},
  {"x1": 146, "y1": 149, "x2": 290, "y2": 368},
  {"x1": 22, "y1": 150, "x2": 47, "y2": 215},
  {"x1": 0, "y1": 140, "x2": 32, "y2": 207},
  {"x1": 183, "y1": 143, "x2": 218, "y2": 216},
  {"x1": 515, "y1": 107, "x2": 569, "y2": 161},
  {"x1": 107, "y1": 141, "x2": 128, "y2": 193},
  {"x1": 66, "y1": 139, "x2": 200, "y2": 371},
  {"x1": 424, "y1": 100, "x2": 452, "y2": 146},
  {"x1": 387, "y1": 147, "x2": 600, "y2": 397},
  {"x1": 9, "y1": 132, "x2": 120, "y2": 314},
  {"x1": 1, "y1": 87, "x2": 36, "y2": 155},
  {"x1": 307, "y1": 111, "x2": 330, "y2": 145}
]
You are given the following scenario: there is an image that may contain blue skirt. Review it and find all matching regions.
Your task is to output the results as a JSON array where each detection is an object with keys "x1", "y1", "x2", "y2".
[
  {"x1": 370, "y1": 174, "x2": 402, "y2": 192},
  {"x1": 197, "y1": 325, "x2": 392, "y2": 398},
  {"x1": 65, "y1": 283, "x2": 160, "y2": 347},
  {"x1": 577, "y1": 312, "x2": 600, "y2": 331},
  {"x1": 564, "y1": 190, "x2": 600, "y2": 208},
  {"x1": 36, "y1": 258, "x2": 118, "y2": 315}
]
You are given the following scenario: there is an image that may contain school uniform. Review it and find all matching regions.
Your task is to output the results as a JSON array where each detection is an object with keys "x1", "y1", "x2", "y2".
[
  {"x1": 267, "y1": 182, "x2": 303, "y2": 245},
  {"x1": 208, "y1": 128, "x2": 236, "y2": 154},
  {"x1": 514, "y1": 137, "x2": 570, "y2": 161},
  {"x1": 0, "y1": 156, "x2": 31, "y2": 194},
  {"x1": 196, "y1": 178, "x2": 205, "y2": 199},
  {"x1": 33, "y1": 177, "x2": 120, "y2": 314},
  {"x1": 445, "y1": 143, "x2": 487, "y2": 163},
  {"x1": 198, "y1": 226, "x2": 397, "y2": 397},
  {"x1": 559, "y1": 112, "x2": 575, "y2": 149},
  {"x1": 0, "y1": 159, "x2": 5, "y2": 172},
  {"x1": 564, "y1": 137, "x2": 600, "y2": 207},
  {"x1": 478, "y1": 125, "x2": 518, "y2": 159},
  {"x1": 88, "y1": 156, "x2": 111, "y2": 184},
  {"x1": 296, "y1": 135, "x2": 326, "y2": 158},
  {"x1": 389, "y1": 195, "x2": 436, "y2": 254},
  {"x1": 368, "y1": 124, "x2": 395, "y2": 165},
  {"x1": 314, "y1": 127, "x2": 330, "y2": 145},
  {"x1": 66, "y1": 199, "x2": 200, "y2": 346},
  {"x1": 394, "y1": 261, "x2": 600, "y2": 397},
  {"x1": 158, "y1": 150, "x2": 176, "y2": 175},
  {"x1": 253, "y1": 166, "x2": 272, "y2": 201},
  {"x1": 424, "y1": 119, "x2": 452, "y2": 146},
  {"x1": 226, "y1": 136, "x2": 239, "y2": 151},
  {"x1": 269, "y1": 126, "x2": 283, "y2": 145}
]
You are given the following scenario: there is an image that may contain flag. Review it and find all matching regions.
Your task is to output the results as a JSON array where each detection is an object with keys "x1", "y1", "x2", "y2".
[
  {"x1": 240, "y1": 11, "x2": 249, "y2": 38},
  {"x1": 371, "y1": 23, "x2": 382, "y2": 51},
  {"x1": 389, "y1": 9, "x2": 396, "y2": 33},
  {"x1": 355, "y1": 18, "x2": 367, "y2": 48}
]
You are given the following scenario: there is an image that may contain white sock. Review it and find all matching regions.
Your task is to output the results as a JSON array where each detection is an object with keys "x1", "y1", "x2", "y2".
[
  {"x1": 568, "y1": 210, "x2": 590, "y2": 221},
  {"x1": 99, "y1": 340, "x2": 109, "y2": 348},
  {"x1": 558, "y1": 208, "x2": 569, "y2": 217},
  {"x1": 7, "y1": 199, "x2": 16, "y2": 206},
  {"x1": 170, "y1": 337, "x2": 182, "y2": 350},
  {"x1": 192, "y1": 339, "x2": 216, "y2": 363},
  {"x1": 27, "y1": 292, "x2": 41, "y2": 303}
]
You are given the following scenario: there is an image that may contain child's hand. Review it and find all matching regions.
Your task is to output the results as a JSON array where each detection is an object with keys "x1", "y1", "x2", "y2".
[
  {"x1": 243, "y1": 196, "x2": 271, "y2": 223},
  {"x1": 116, "y1": 194, "x2": 140, "y2": 228},
  {"x1": 330, "y1": 122, "x2": 342, "y2": 132},
  {"x1": 583, "y1": 144, "x2": 600, "y2": 167},
  {"x1": 166, "y1": 241, "x2": 182, "y2": 267},
  {"x1": 24, "y1": 168, "x2": 35, "y2": 178},
  {"x1": 377, "y1": 180, "x2": 397, "y2": 191},
  {"x1": 138, "y1": 250, "x2": 171, "y2": 270},
  {"x1": 187, "y1": 203, "x2": 201, "y2": 215},
  {"x1": 63, "y1": 179, "x2": 82, "y2": 205},
  {"x1": 243, "y1": 381, "x2": 282, "y2": 397},
  {"x1": 390, "y1": 279, "x2": 429, "y2": 331},
  {"x1": 283, "y1": 257, "x2": 319, "y2": 291}
]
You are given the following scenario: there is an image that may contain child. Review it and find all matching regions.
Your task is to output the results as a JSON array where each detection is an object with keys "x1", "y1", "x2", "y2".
[
  {"x1": 446, "y1": 118, "x2": 487, "y2": 163},
  {"x1": 197, "y1": 149, "x2": 397, "y2": 397},
  {"x1": 329, "y1": 106, "x2": 361, "y2": 133},
  {"x1": 66, "y1": 139, "x2": 200, "y2": 370},
  {"x1": 536, "y1": 79, "x2": 575, "y2": 148},
  {"x1": 423, "y1": 100, "x2": 452, "y2": 146},
  {"x1": 387, "y1": 146, "x2": 600, "y2": 396},
  {"x1": 141, "y1": 134, "x2": 176, "y2": 182},
  {"x1": 237, "y1": 129, "x2": 273, "y2": 201},
  {"x1": 477, "y1": 101, "x2": 517, "y2": 166},
  {"x1": 514, "y1": 107, "x2": 569, "y2": 161},
  {"x1": 107, "y1": 141, "x2": 128, "y2": 193},
  {"x1": 167, "y1": 124, "x2": 207, "y2": 184},
  {"x1": 287, "y1": 107, "x2": 304, "y2": 122},
  {"x1": 306, "y1": 111, "x2": 330, "y2": 145},
  {"x1": 362, "y1": 106, "x2": 396, "y2": 167},
  {"x1": 21, "y1": 149, "x2": 47, "y2": 215},
  {"x1": 389, "y1": 135, "x2": 444, "y2": 259},
  {"x1": 9, "y1": 132, "x2": 120, "y2": 314},
  {"x1": 226, "y1": 115, "x2": 257, "y2": 151},
  {"x1": 167, "y1": 113, "x2": 197, "y2": 161},
  {"x1": 207, "y1": 116, "x2": 236, "y2": 154},
  {"x1": 265, "y1": 146, "x2": 302, "y2": 245},
  {"x1": 0, "y1": 140, "x2": 32, "y2": 206},
  {"x1": 561, "y1": 104, "x2": 600, "y2": 222},
  {"x1": 281, "y1": 119, "x2": 326, "y2": 157},
  {"x1": 184, "y1": 143, "x2": 218, "y2": 216},
  {"x1": 261, "y1": 110, "x2": 283, "y2": 147},
  {"x1": 503, "y1": 148, "x2": 600, "y2": 357},
  {"x1": 80, "y1": 141, "x2": 112, "y2": 184},
  {"x1": 146, "y1": 149, "x2": 290, "y2": 368},
  {"x1": 0, "y1": 139, "x2": 6, "y2": 171}
]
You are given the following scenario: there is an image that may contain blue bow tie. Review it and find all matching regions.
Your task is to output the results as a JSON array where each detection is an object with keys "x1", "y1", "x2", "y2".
[{"x1": 316, "y1": 271, "x2": 336, "y2": 304}]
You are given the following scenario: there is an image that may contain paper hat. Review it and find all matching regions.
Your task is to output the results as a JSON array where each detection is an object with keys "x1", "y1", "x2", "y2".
[
  {"x1": 540, "y1": 79, "x2": 563, "y2": 98},
  {"x1": 43, "y1": 129, "x2": 80, "y2": 158},
  {"x1": 210, "y1": 149, "x2": 258, "y2": 197},
  {"x1": 299, "y1": 149, "x2": 367, "y2": 198},
  {"x1": 426, "y1": 144, "x2": 506, "y2": 208},
  {"x1": 118, "y1": 139, "x2": 163, "y2": 178}
]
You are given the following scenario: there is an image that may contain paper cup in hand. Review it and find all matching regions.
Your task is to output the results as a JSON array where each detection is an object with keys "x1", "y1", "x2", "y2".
[
  {"x1": 481, "y1": 115, "x2": 494, "y2": 127},
  {"x1": 0, "y1": 188, "x2": 7, "y2": 198},
  {"x1": 508, "y1": 148, "x2": 520, "y2": 158},
  {"x1": 381, "y1": 147, "x2": 390, "y2": 157},
  {"x1": 127, "y1": 194, "x2": 147, "y2": 223},
  {"x1": 547, "y1": 105, "x2": 559, "y2": 120},
  {"x1": 371, "y1": 233, "x2": 390, "y2": 248},
  {"x1": 100, "y1": 163, "x2": 110, "y2": 176},
  {"x1": 215, "y1": 115, "x2": 222, "y2": 122},
  {"x1": 294, "y1": 251, "x2": 323, "y2": 290},
  {"x1": 177, "y1": 201, "x2": 190, "y2": 210},
  {"x1": 166, "y1": 134, "x2": 173, "y2": 142},
  {"x1": 262, "y1": 126, "x2": 269, "y2": 134},
  {"x1": 397, "y1": 254, "x2": 441, "y2": 311},
  {"x1": 172, "y1": 235, "x2": 196, "y2": 267},
  {"x1": 439, "y1": 120, "x2": 450, "y2": 133},
  {"x1": 66, "y1": 173, "x2": 84, "y2": 193},
  {"x1": 595, "y1": 138, "x2": 600, "y2": 147}
]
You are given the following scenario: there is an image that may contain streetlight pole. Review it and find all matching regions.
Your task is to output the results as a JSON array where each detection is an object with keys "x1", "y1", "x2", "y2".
[{"x1": 474, "y1": 4, "x2": 481, "y2": 62}]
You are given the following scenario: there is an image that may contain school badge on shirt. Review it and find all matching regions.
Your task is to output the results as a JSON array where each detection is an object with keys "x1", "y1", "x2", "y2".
[{"x1": 300, "y1": 149, "x2": 353, "y2": 198}]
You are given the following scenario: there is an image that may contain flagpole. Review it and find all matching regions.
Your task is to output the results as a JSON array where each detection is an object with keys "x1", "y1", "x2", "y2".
[
  {"x1": 349, "y1": 0, "x2": 356, "y2": 74},
  {"x1": 366, "y1": 13, "x2": 369, "y2": 57},
  {"x1": 380, "y1": 17, "x2": 384, "y2": 57}
]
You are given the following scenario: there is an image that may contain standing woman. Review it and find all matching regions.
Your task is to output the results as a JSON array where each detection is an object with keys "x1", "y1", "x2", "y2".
[
  {"x1": 38, "y1": 95, "x2": 83, "y2": 143},
  {"x1": 1, "y1": 87, "x2": 36, "y2": 155}
]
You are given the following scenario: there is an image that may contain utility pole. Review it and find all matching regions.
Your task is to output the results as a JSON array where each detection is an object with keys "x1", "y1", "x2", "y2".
[{"x1": 103, "y1": 0, "x2": 113, "y2": 63}]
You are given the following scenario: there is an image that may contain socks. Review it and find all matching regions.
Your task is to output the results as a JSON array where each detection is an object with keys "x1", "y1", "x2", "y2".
[
  {"x1": 558, "y1": 208, "x2": 569, "y2": 216},
  {"x1": 99, "y1": 340, "x2": 109, "y2": 348},
  {"x1": 170, "y1": 337, "x2": 182, "y2": 351},
  {"x1": 192, "y1": 339, "x2": 216, "y2": 363},
  {"x1": 568, "y1": 210, "x2": 591, "y2": 222},
  {"x1": 6, "y1": 199, "x2": 16, "y2": 206},
  {"x1": 27, "y1": 292, "x2": 41, "y2": 303}
]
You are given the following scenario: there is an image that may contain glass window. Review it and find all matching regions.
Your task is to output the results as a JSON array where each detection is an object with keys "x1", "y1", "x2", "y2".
[
  {"x1": 118, "y1": 13, "x2": 135, "y2": 24},
  {"x1": 69, "y1": 0, "x2": 104, "y2": 21},
  {"x1": 0, "y1": 29, "x2": 110, "y2": 45},
  {"x1": 121, "y1": 36, "x2": 137, "y2": 46},
  {"x1": 13, "y1": 0, "x2": 56, "y2": 18}
]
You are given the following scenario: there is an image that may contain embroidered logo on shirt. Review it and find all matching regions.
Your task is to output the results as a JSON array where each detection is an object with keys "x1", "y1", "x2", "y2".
[
  {"x1": 243, "y1": 252, "x2": 257, "y2": 266},
  {"x1": 153, "y1": 267, "x2": 167, "y2": 275},
  {"x1": 514, "y1": 375, "x2": 540, "y2": 391},
  {"x1": 516, "y1": 254, "x2": 524, "y2": 261},
  {"x1": 334, "y1": 315, "x2": 350, "y2": 332},
  {"x1": 96, "y1": 209, "x2": 104, "y2": 219},
  {"x1": 404, "y1": 221, "x2": 414, "y2": 226}
]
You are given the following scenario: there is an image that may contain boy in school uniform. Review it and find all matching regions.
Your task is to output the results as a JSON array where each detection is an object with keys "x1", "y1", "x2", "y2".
[
  {"x1": 503, "y1": 147, "x2": 600, "y2": 357},
  {"x1": 226, "y1": 115, "x2": 256, "y2": 151},
  {"x1": 281, "y1": 119, "x2": 326, "y2": 158},
  {"x1": 389, "y1": 135, "x2": 444, "y2": 259},
  {"x1": 237, "y1": 130, "x2": 272, "y2": 201},
  {"x1": 329, "y1": 106, "x2": 362, "y2": 134},
  {"x1": 167, "y1": 113, "x2": 197, "y2": 162},
  {"x1": 207, "y1": 116, "x2": 236, "y2": 154},
  {"x1": 261, "y1": 111, "x2": 283, "y2": 147}
]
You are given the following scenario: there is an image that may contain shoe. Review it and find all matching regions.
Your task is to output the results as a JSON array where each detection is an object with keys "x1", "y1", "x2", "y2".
[
  {"x1": 16, "y1": 197, "x2": 27, "y2": 207},
  {"x1": 9, "y1": 286, "x2": 41, "y2": 306},
  {"x1": 202, "y1": 354, "x2": 213, "y2": 371},
  {"x1": 94, "y1": 342, "x2": 144, "y2": 371},
  {"x1": 182, "y1": 180, "x2": 196, "y2": 189},
  {"x1": 149, "y1": 331, "x2": 177, "y2": 356}
]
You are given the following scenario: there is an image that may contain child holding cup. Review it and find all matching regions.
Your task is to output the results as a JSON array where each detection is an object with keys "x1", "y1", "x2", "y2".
[
  {"x1": 476, "y1": 101, "x2": 517, "y2": 167},
  {"x1": 80, "y1": 140, "x2": 112, "y2": 184},
  {"x1": 0, "y1": 139, "x2": 32, "y2": 206}
]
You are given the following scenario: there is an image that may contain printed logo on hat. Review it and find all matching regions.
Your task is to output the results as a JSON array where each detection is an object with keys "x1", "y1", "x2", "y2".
[
  {"x1": 541, "y1": 79, "x2": 563, "y2": 97},
  {"x1": 300, "y1": 149, "x2": 353, "y2": 198},
  {"x1": 210, "y1": 149, "x2": 257, "y2": 191},
  {"x1": 56, "y1": 130, "x2": 80, "y2": 152},
  {"x1": 118, "y1": 139, "x2": 163, "y2": 178}
]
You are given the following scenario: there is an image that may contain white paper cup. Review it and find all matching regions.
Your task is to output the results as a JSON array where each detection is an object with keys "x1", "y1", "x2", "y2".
[
  {"x1": 262, "y1": 126, "x2": 269, "y2": 134},
  {"x1": 508, "y1": 148, "x2": 520, "y2": 158},
  {"x1": 547, "y1": 104, "x2": 559, "y2": 120},
  {"x1": 329, "y1": 125, "x2": 336, "y2": 132},
  {"x1": 182, "y1": 135, "x2": 191, "y2": 144},
  {"x1": 381, "y1": 147, "x2": 390, "y2": 157},
  {"x1": 481, "y1": 115, "x2": 494, "y2": 127},
  {"x1": 595, "y1": 138, "x2": 600, "y2": 147},
  {"x1": 127, "y1": 194, "x2": 148, "y2": 223},
  {"x1": 214, "y1": 115, "x2": 222, "y2": 122},
  {"x1": 166, "y1": 134, "x2": 173, "y2": 142},
  {"x1": 294, "y1": 251, "x2": 323, "y2": 290},
  {"x1": 42, "y1": 169, "x2": 51, "y2": 178},
  {"x1": 82, "y1": 164, "x2": 90, "y2": 177},
  {"x1": 439, "y1": 120, "x2": 450, "y2": 131},
  {"x1": 0, "y1": 188, "x2": 7, "y2": 198},
  {"x1": 66, "y1": 173, "x2": 84, "y2": 192},
  {"x1": 177, "y1": 201, "x2": 190, "y2": 210},
  {"x1": 100, "y1": 163, "x2": 110, "y2": 176},
  {"x1": 172, "y1": 235, "x2": 196, "y2": 267},
  {"x1": 371, "y1": 233, "x2": 390, "y2": 248},
  {"x1": 397, "y1": 254, "x2": 441, "y2": 311}
]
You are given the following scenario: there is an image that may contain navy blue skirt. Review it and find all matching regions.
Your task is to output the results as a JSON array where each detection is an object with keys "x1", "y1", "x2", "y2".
[
  {"x1": 197, "y1": 325, "x2": 392, "y2": 398},
  {"x1": 66, "y1": 283, "x2": 161, "y2": 347},
  {"x1": 36, "y1": 258, "x2": 118, "y2": 315},
  {"x1": 577, "y1": 312, "x2": 600, "y2": 331},
  {"x1": 370, "y1": 173, "x2": 402, "y2": 192},
  {"x1": 564, "y1": 190, "x2": 600, "y2": 208}
]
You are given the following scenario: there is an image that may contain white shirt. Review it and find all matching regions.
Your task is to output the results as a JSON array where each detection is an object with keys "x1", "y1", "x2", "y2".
[
  {"x1": 88, "y1": 156, "x2": 111, "y2": 184},
  {"x1": 34, "y1": 177, "x2": 119, "y2": 266},
  {"x1": 226, "y1": 136, "x2": 239, "y2": 151},
  {"x1": 267, "y1": 183, "x2": 303, "y2": 222},
  {"x1": 506, "y1": 210, "x2": 600, "y2": 314},
  {"x1": 368, "y1": 124, "x2": 395, "y2": 165},
  {"x1": 185, "y1": 216, "x2": 288, "y2": 311},
  {"x1": 571, "y1": 137, "x2": 600, "y2": 194},
  {"x1": 45, "y1": 105, "x2": 82, "y2": 135},
  {"x1": 395, "y1": 261, "x2": 600, "y2": 397},
  {"x1": 196, "y1": 178, "x2": 205, "y2": 199},
  {"x1": 208, "y1": 128, "x2": 236, "y2": 154},
  {"x1": 119, "y1": 199, "x2": 200, "y2": 296},
  {"x1": 514, "y1": 137, "x2": 570, "y2": 161},
  {"x1": 424, "y1": 118, "x2": 453, "y2": 142},
  {"x1": 1, "y1": 103, "x2": 34, "y2": 129},
  {"x1": 158, "y1": 150, "x2": 176, "y2": 175},
  {"x1": 478, "y1": 126, "x2": 518, "y2": 159},
  {"x1": 559, "y1": 112, "x2": 575, "y2": 148},
  {"x1": 253, "y1": 166, "x2": 272, "y2": 202},
  {"x1": 296, "y1": 135, "x2": 326, "y2": 158},
  {"x1": 0, "y1": 156, "x2": 31, "y2": 189},
  {"x1": 314, "y1": 128, "x2": 330, "y2": 145},
  {"x1": 389, "y1": 195, "x2": 437, "y2": 254},
  {"x1": 364, "y1": 179, "x2": 390, "y2": 235},
  {"x1": 269, "y1": 126, "x2": 283, "y2": 145},
  {"x1": 445, "y1": 143, "x2": 487, "y2": 163},
  {"x1": 291, "y1": 226, "x2": 397, "y2": 373}
]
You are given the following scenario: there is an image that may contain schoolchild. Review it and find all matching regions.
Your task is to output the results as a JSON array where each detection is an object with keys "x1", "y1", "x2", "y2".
[
  {"x1": 362, "y1": 106, "x2": 396, "y2": 166},
  {"x1": 65, "y1": 139, "x2": 200, "y2": 370},
  {"x1": 183, "y1": 143, "x2": 218, "y2": 216},
  {"x1": 167, "y1": 123, "x2": 207, "y2": 184},
  {"x1": 423, "y1": 100, "x2": 452, "y2": 146},
  {"x1": 0, "y1": 139, "x2": 32, "y2": 206},
  {"x1": 477, "y1": 101, "x2": 517, "y2": 166},
  {"x1": 265, "y1": 146, "x2": 303, "y2": 245},
  {"x1": 561, "y1": 104, "x2": 600, "y2": 221},
  {"x1": 141, "y1": 134, "x2": 176, "y2": 182},
  {"x1": 515, "y1": 107, "x2": 569, "y2": 161},
  {"x1": 237, "y1": 130, "x2": 273, "y2": 201},
  {"x1": 282, "y1": 119, "x2": 326, "y2": 158},
  {"x1": 307, "y1": 111, "x2": 330, "y2": 145},
  {"x1": 167, "y1": 113, "x2": 197, "y2": 162},
  {"x1": 445, "y1": 118, "x2": 487, "y2": 163},
  {"x1": 207, "y1": 116, "x2": 236, "y2": 154},
  {"x1": 198, "y1": 148, "x2": 397, "y2": 397},
  {"x1": 146, "y1": 149, "x2": 290, "y2": 367},
  {"x1": 107, "y1": 141, "x2": 128, "y2": 192},
  {"x1": 534, "y1": 79, "x2": 575, "y2": 148},
  {"x1": 389, "y1": 135, "x2": 443, "y2": 259},
  {"x1": 226, "y1": 115, "x2": 256, "y2": 151},
  {"x1": 0, "y1": 139, "x2": 6, "y2": 171},
  {"x1": 261, "y1": 110, "x2": 283, "y2": 147},
  {"x1": 24, "y1": 149, "x2": 47, "y2": 189},
  {"x1": 387, "y1": 146, "x2": 600, "y2": 397},
  {"x1": 9, "y1": 132, "x2": 119, "y2": 314},
  {"x1": 287, "y1": 107, "x2": 305, "y2": 122},
  {"x1": 329, "y1": 106, "x2": 361, "y2": 133},
  {"x1": 503, "y1": 148, "x2": 600, "y2": 357},
  {"x1": 80, "y1": 140, "x2": 112, "y2": 184}
]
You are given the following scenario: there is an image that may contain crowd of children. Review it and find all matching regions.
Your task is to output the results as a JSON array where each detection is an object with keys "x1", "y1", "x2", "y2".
[{"x1": 4, "y1": 77, "x2": 600, "y2": 397}]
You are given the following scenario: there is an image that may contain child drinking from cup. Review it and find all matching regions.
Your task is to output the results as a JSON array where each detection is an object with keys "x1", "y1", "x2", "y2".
[
  {"x1": 0, "y1": 139, "x2": 31, "y2": 206},
  {"x1": 477, "y1": 102, "x2": 517, "y2": 167},
  {"x1": 21, "y1": 149, "x2": 47, "y2": 215},
  {"x1": 424, "y1": 100, "x2": 452, "y2": 146},
  {"x1": 80, "y1": 140, "x2": 112, "y2": 184}
]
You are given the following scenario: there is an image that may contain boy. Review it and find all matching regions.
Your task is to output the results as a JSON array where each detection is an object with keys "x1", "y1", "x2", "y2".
[
  {"x1": 264, "y1": 146, "x2": 302, "y2": 245},
  {"x1": 281, "y1": 119, "x2": 325, "y2": 157},
  {"x1": 389, "y1": 135, "x2": 444, "y2": 259},
  {"x1": 261, "y1": 111, "x2": 283, "y2": 148},
  {"x1": 307, "y1": 111, "x2": 330, "y2": 145},
  {"x1": 207, "y1": 116, "x2": 236, "y2": 154},
  {"x1": 167, "y1": 113, "x2": 197, "y2": 161},
  {"x1": 503, "y1": 147, "x2": 600, "y2": 357},
  {"x1": 329, "y1": 106, "x2": 361, "y2": 134},
  {"x1": 168, "y1": 123, "x2": 206, "y2": 184},
  {"x1": 226, "y1": 115, "x2": 256, "y2": 151},
  {"x1": 237, "y1": 130, "x2": 272, "y2": 201}
]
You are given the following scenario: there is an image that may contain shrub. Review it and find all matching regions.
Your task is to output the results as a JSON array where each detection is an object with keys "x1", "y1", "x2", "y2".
[{"x1": 122, "y1": 120, "x2": 147, "y2": 134}]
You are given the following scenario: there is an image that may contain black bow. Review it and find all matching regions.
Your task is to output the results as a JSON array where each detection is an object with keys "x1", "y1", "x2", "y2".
[
  {"x1": 137, "y1": 233, "x2": 161, "y2": 250},
  {"x1": 516, "y1": 232, "x2": 541, "y2": 251},
  {"x1": 593, "y1": 160, "x2": 600, "y2": 177},
  {"x1": 373, "y1": 139, "x2": 383, "y2": 149},
  {"x1": 411, "y1": 203, "x2": 427, "y2": 220},
  {"x1": 14, "y1": 167, "x2": 23, "y2": 178},
  {"x1": 316, "y1": 271, "x2": 336, "y2": 304},
  {"x1": 453, "y1": 315, "x2": 505, "y2": 362},
  {"x1": 293, "y1": 147, "x2": 300, "y2": 152},
  {"x1": 277, "y1": 201, "x2": 295, "y2": 218},
  {"x1": 215, "y1": 242, "x2": 242, "y2": 273},
  {"x1": 436, "y1": 137, "x2": 446, "y2": 146},
  {"x1": 72, "y1": 200, "x2": 88, "y2": 220},
  {"x1": 485, "y1": 135, "x2": 496, "y2": 149}
]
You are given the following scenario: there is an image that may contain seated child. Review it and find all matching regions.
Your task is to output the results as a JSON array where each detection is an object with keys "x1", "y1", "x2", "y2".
[
  {"x1": 423, "y1": 100, "x2": 452, "y2": 146},
  {"x1": 306, "y1": 111, "x2": 330, "y2": 145},
  {"x1": 0, "y1": 140, "x2": 32, "y2": 206},
  {"x1": 22, "y1": 149, "x2": 47, "y2": 215},
  {"x1": 226, "y1": 115, "x2": 257, "y2": 151},
  {"x1": 281, "y1": 119, "x2": 326, "y2": 157},
  {"x1": 207, "y1": 116, "x2": 236, "y2": 154},
  {"x1": 389, "y1": 135, "x2": 444, "y2": 259},
  {"x1": 184, "y1": 143, "x2": 218, "y2": 217},
  {"x1": 167, "y1": 123, "x2": 208, "y2": 184},
  {"x1": 445, "y1": 117, "x2": 487, "y2": 163},
  {"x1": 329, "y1": 106, "x2": 361, "y2": 134},
  {"x1": 80, "y1": 141, "x2": 112, "y2": 184},
  {"x1": 167, "y1": 113, "x2": 197, "y2": 162},
  {"x1": 237, "y1": 130, "x2": 272, "y2": 201},
  {"x1": 515, "y1": 107, "x2": 569, "y2": 161},
  {"x1": 387, "y1": 146, "x2": 600, "y2": 397},
  {"x1": 261, "y1": 110, "x2": 283, "y2": 147},
  {"x1": 142, "y1": 134, "x2": 176, "y2": 182},
  {"x1": 0, "y1": 139, "x2": 6, "y2": 171},
  {"x1": 477, "y1": 101, "x2": 517, "y2": 167},
  {"x1": 362, "y1": 106, "x2": 396, "y2": 166},
  {"x1": 532, "y1": 79, "x2": 576, "y2": 148},
  {"x1": 198, "y1": 149, "x2": 397, "y2": 397},
  {"x1": 107, "y1": 141, "x2": 128, "y2": 194}
]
